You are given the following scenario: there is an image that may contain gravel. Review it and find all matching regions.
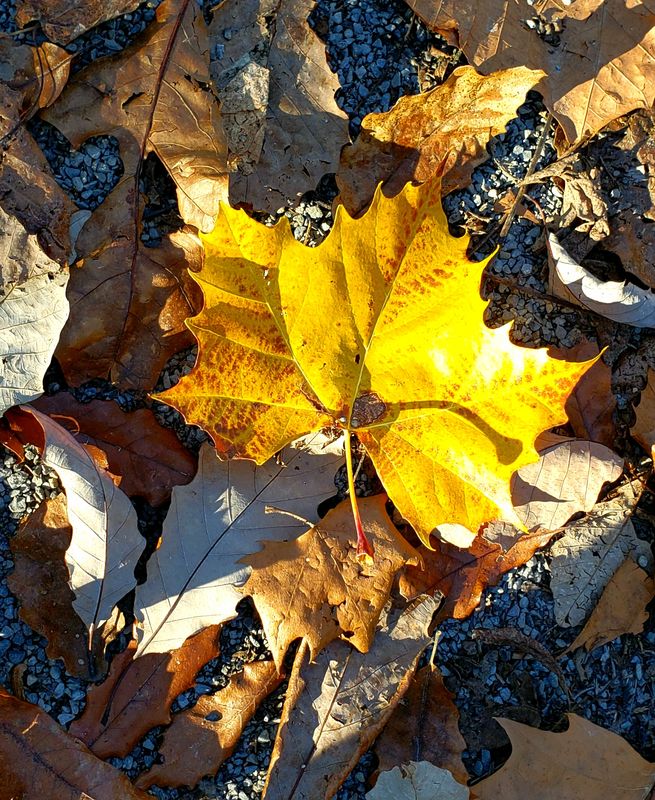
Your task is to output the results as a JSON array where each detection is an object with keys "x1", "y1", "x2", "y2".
[{"x1": 1, "y1": 0, "x2": 654, "y2": 797}]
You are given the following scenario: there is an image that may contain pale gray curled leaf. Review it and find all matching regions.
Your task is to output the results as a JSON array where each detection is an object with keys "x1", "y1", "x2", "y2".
[
  {"x1": 550, "y1": 482, "x2": 654, "y2": 627},
  {"x1": 367, "y1": 762, "x2": 469, "y2": 800},
  {"x1": 263, "y1": 597, "x2": 440, "y2": 800},
  {"x1": 549, "y1": 232, "x2": 655, "y2": 327},
  {"x1": 0, "y1": 208, "x2": 69, "y2": 415},
  {"x1": 134, "y1": 434, "x2": 343, "y2": 657},
  {"x1": 511, "y1": 438, "x2": 623, "y2": 531},
  {"x1": 24, "y1": 408, "x2": 143, "y2": 643}
]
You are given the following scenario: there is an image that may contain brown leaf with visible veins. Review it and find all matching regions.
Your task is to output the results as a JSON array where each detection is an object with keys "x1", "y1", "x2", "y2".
[
  {"x1": 633, "y1": 368, "x2": 655, "y2": 456},
  {"x1": 336, "y1": 65, "x2": 542, "y2": 216},
  {"x1": 374, "y1": 663, "x2": 468, "y2": 786},
  {"x1": 562, "y1": 341, "x2": 616, "y2": 448},
  {"x1": 41, "y1": 0, "x2": 229, "y2": 388},
  {"x1": 567, "y1": 558, "x2": 655, "y2": 653},
  {"x1": 209, "y1": 0, "x2": 349, "y2": 212},
  {"x1": 32, "y1": 394, "x2": 196, "y2": 505},
  {"x1": 136, "y1": 660, "x2": 282, "y2": 789},
  {"x1": 7, "y1": 496, "x2": 89, "y2": 678},
  {"x1": 400, "y1": 529, "x2": 557, "y2": 621},
  {"x1": 264, "y1": 597, "x2": 440, "y2": 800},
  {"x1": 69, "y1": 625, "x2": 221, "y2": 758},
  {"x1": 16, "y1": 0, "x2": 141, "y2": 44},
  {"x1": 0, "y1": 690, "x2": 149, "y2": 799},
  {"x1": 242, "y1": 495, "x2": 420, "y2": 670}
]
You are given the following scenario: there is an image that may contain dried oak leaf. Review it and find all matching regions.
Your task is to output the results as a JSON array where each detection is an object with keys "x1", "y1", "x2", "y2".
[
  {"x1": 264, "y1": 597, "x2": 440, "y2": 800},
  {"x1": 209, "y1": 0, "x2": 349, "y2": 212},
  {"x1": 474, "y1": 714, "x2": 655, "y2": 800},
  {"x1": 368, "y1": 762, "x2": 468, "y2": 800},
  {"x1": 136, "y1": 660, "x2": 282, "y2": 789},
  {"x1": 400, "y1": 528, "x2": 558, "y2": 621},
  {"x1": 0, "y1": 690, "x2": 149, "y2": 799},
  {"x1": 374, "y1": 663, "x2": 468, "y2": 786},
  {"x1": 242, "y1": 495, "x2": 420, "y2": 670},
  {"x1": 155, "y1": 175, "x2": 591, "y2": 549},
  {"x1": 405, "y1": 0, "x2": 655, "y2": 146},
  {"x1": 41, "y1": 0, "x2": 229, "y2": 388},
  {"x1": 7, "y1": 494, "x2": 89, "y2": 678},
  {"x1": 133, "y1": 437, "x2": 342, "y2": 658},
  {"x1": 19, "y1": 407, "x2": 144, "y2": 651},
  {"x1": 69, "y1": 625, "x2": 221, "y2": 758},
  {"x1": 32, "y1": 394, "x2": 196, "y2": 505},
  {"x1": 550, "y1": 481, "x2": 653, "y2": 627},
  {"x1": 336, "y1": 65, "x2": 542, "y2": 216},
  {"x1": 16, "y1": 0, "x2": 141, "y2": 44},
  {"x1": 567, "y1": 557, "x2": 655, "y2": 653},
  {"x1": 0, "y1": 38, "x2": 75, "y2": 262},
  {"x1": 0, "y1": 207, "x2": 69, "y2": 415}
]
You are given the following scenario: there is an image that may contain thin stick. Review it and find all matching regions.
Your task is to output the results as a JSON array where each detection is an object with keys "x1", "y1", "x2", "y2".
[{"x1": 265, "y1": 505, "x2": 313, "y2": 528}]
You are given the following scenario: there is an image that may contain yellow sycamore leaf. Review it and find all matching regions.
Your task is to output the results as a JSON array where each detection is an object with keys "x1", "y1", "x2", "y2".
[{"x1": 154, "y1": 176, "x2": 592, "y2": 549}]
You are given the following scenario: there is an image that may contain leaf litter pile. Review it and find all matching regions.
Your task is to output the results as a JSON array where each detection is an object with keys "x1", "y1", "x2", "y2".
[{"x1": 4, "y1": 0, "x2": 655, "y2": 798}]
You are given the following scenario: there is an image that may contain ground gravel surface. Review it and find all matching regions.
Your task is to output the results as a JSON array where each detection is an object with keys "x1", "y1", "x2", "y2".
[{"x1": 1, "y1": 0, "x2": 655, "y2": 797}]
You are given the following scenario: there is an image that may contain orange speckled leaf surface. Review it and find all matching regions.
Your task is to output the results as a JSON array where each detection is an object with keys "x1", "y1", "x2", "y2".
[{"x1": 155, "y1": 176, "x2": 592, "y2": 547}]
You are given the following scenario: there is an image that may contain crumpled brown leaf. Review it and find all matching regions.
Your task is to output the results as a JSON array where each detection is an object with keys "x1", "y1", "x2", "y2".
[
  {"x1": 16, "y1": 0, "x2": 142, "y2": 44},
  {"x1": 41, "y1": 0, "x2": 228, "y2": 387},
  {"x1": 368, "y1": 762, "x2": 469, "y2": 800},
  {"x1": 0, "y1": 689, "x2": 150, "y2": 799},
  {"x1": 209, "y1": 0, "x2": 349, "y2": 211},
  {"x1": 264, "y1": 597, "x2": 440, "y2": 800},
  {"x1": 550, "y1": 481, "x2": 653, "y2": 627},
  {"x1": 136, "y1": 660, "x2": 282, "y2": 789},
  {"x1": 567, "y1": 557, "x2": 655, "y2": 653},
  {"x1": 242, "y1": 495, "x2": 420, "y2": 670},
  {"x1": 336, "y1": 65, "x2": 542, "y2": 216},
  {"x1": 404, "y1": 0, "x2": 655, "y2": 146},
  {"x1": 0, "y1": 38, "x2": 75, "y2": 262},
  {"x1": 69, "y1": 625, "x2": 221, "y2": 758},
  {"x1": 474, "y1": 714, "x2": 655, "y2": 800},
  {"x1": 633, "y1": 368, "x2": 655, "y2": 456},
  {"x1": 32, "y1": 394, "x2": 196, "y2": 505}
]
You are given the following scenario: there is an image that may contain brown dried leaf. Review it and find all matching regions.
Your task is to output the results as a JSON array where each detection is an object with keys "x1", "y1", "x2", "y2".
[
  {"x1": 405, "y1": 0, "x2": 655, "y2": 145},
  {"x1": 242, "y1": 495, "x2": 420, "y2": 670},
  {"x1": 42, "y1": 0, "x2": 229, "y2": 387},
  {"x1": 0, "y1": 689, "x2": 149, "y2": 799},
  {"x1": 550, "y1": 482, "x2": 653, "y2": 627},
  {"x1": 633, "y1": 368, "x2": 655, "y2": 454},
  {"x1": 7, "y1": 495, "x2": 89, "y2": 678},
  {"x1": 69, "y1": 625, "x2": 221, "y2": 759},
  {"x1": 20, "y1": 407, "x2": 144, "y2": 651},
  {"x1": 567, "y1": 558, "x2": 655, "y2": 653},
  {"x1": 563, "y1": 341, "x2": 616, "y2": 447},
  {"x1": 32, "y1": 394, "x2": 196, "y2": 505},
  {"x1": 474, "y1": 714, "x2": 655, "y2": 800},
  {"x1": 209, "y1": 0, "x2": 349, "y2": 212},
  {"x1": 0, "y1": 38, "x2": 75, "y2": 262},
  {"x1": 264, "y1": 597, "x2": 440, "y2": 800},
  {"x1": 511, "y1": 438, "x2": 623, "y2": 532},
  {"x1": 400, "y1": 529, "x2": 557, "y2": 621},
  {"x1": 136, "y1": 660, "x2": 282, "y2": 789},
  {"x1": 603, "y1": 211, "x2": 655, "y2": 289},
  {"x1": 369, "y1": 762, "x2": 469, "y2": 800},
  {"x1": 374, "y1": 663, "x2": 468, "y2": 786},
  {"x1": 16, "y1": 0, "x2": 141, "y2": 44},
  {"x1": 336, "y1": 65, "x2": 542, "y2": 216}
]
